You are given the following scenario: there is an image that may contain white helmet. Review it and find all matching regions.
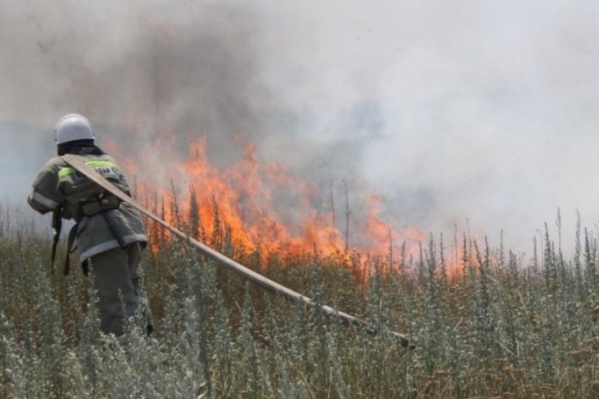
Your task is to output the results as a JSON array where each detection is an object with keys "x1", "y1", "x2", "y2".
[{"x1": 55, "y1": 113, "x2": 95, "y2": 145}]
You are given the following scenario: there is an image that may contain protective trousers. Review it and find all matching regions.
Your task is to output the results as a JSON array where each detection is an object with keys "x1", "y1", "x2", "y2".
[{"x1": 88, "y1": 242, "x2": 153, "y2": 337}]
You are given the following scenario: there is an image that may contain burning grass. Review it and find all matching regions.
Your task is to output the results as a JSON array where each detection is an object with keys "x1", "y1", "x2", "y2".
[{"x1": 2, "y1": 201, "x2": 599, "y2": 398}]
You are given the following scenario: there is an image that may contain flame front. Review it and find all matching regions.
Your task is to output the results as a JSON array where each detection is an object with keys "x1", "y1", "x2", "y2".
[{"x1": 108, "y1": 131, "x2": 429, "y2": 267}]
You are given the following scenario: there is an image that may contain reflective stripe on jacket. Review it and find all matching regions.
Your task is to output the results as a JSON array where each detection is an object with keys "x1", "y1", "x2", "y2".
[{"x1": 28, "y1": 154, "x2": 147, "y2": 263}]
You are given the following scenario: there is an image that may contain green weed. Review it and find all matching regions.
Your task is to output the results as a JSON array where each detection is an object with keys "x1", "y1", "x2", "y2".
[{"x1": 1, "y1": 203, "x2": 599, "y2": 398}]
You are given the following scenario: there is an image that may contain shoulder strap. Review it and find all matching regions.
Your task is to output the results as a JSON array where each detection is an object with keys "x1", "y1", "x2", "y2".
[{"x1": 50, "y1": 206, "x2": 62, "y2": 275}]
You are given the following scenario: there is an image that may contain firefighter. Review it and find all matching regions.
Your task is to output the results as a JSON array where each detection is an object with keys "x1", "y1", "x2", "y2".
[{"x1": 27, "y1": 113, "x2": 153, "y2": 338}]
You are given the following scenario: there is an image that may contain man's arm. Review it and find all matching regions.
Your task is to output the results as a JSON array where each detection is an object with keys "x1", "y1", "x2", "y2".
[{"x1": 27, "y1": 162, "x2": 63, "y2": 214}]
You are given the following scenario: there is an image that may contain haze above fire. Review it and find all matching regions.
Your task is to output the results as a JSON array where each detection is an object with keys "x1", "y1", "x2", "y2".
[{"x1": 2, "y1": 0, "x2": 599, "y2": 255}]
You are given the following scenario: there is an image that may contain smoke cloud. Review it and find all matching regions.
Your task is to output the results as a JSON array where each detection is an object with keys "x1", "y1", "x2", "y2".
[{"x1": 2, "y1": 0, "x2": 599, "y2": 256}]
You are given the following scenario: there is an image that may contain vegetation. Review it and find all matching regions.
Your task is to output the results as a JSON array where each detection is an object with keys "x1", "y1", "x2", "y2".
[{"x1": 1, "y1": 200, "x2": 599, "y2": 398}]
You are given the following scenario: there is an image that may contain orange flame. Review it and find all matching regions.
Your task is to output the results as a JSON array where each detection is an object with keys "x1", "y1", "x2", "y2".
[{"x1": 106, "y1": 132, "x2": 431, "y2": 267}]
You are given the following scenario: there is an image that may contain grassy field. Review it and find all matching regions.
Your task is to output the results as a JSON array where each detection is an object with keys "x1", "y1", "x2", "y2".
[{"x1": 1, "y1": 202, "x2": 599, "y2": 398}]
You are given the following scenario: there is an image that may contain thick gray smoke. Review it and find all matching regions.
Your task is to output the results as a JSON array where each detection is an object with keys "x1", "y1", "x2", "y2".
[{"x1": 2, "y1": 0, "x2": 599, "y2": 256}]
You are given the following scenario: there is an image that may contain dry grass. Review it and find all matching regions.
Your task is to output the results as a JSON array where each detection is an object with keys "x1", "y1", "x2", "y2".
[{"x1": 1, "y1": 203, "x2": 599, "y2": 398}]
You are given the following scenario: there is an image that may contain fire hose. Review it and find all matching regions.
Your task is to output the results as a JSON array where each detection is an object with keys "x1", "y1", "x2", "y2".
[{"x1": 62, "y1": 154, "x2": 410, "y2": 348}]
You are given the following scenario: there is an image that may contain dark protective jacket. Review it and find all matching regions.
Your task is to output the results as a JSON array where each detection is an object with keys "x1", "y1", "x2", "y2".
[{"x1": 27, "y1": 153, "x2": 147, "y2": 263}]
